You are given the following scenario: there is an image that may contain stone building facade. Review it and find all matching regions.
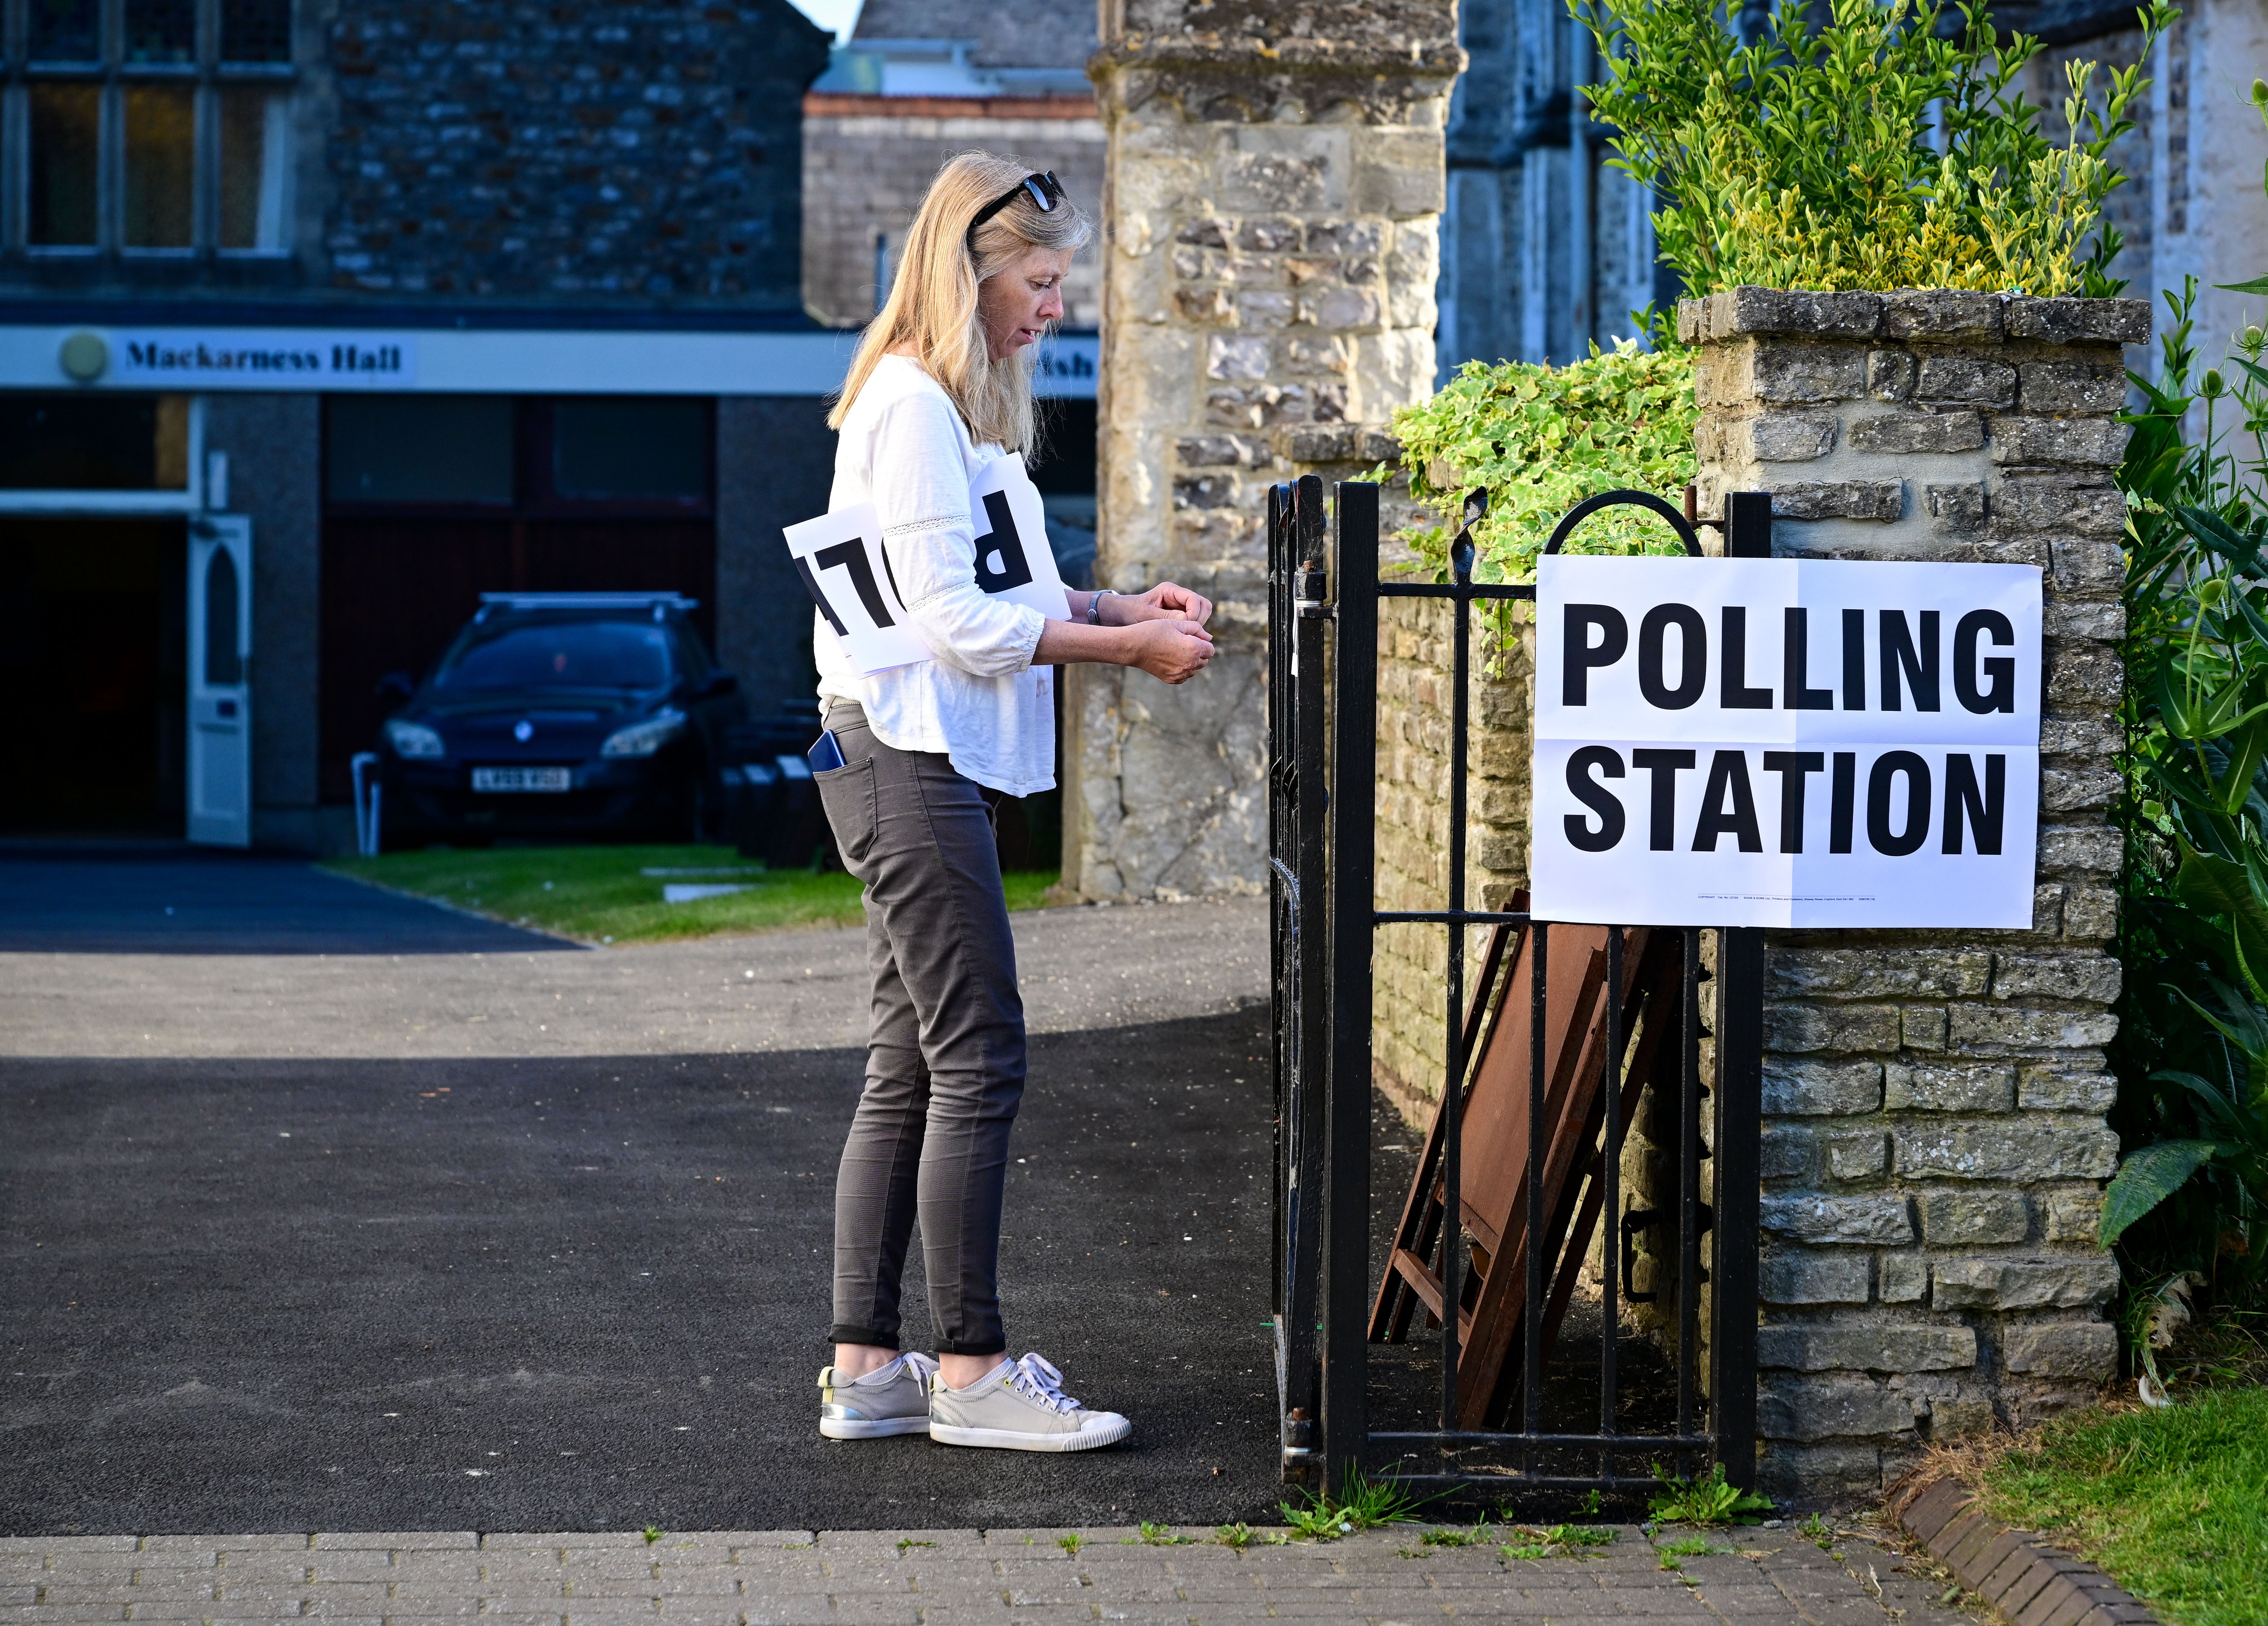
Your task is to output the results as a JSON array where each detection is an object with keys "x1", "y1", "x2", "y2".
[
  {"x1": 323, "y1": 0, "x2": 824, "y2": 304},
  {"x1": 801, "y1": 95, "x2": 1105, "y2": 330},
  {"x1": 1070, "y1": 0, "x2": 2259, "y2": 903},
  {"x1": 1432, "y1": 0, "x2": 2268, "y2": 382},
  {"x1": 1065, "y1": 0, "x2": 1461, "y2": 900},
  {"x1": 1434, "y1": 0, "x2": 1665, "y2": 374},
  {"x1": 798, "y1": 0, "x2": 1105, "y2": 330},
  {"x1": 0, "y1": 0, "x2": 839, "y2": 849}
]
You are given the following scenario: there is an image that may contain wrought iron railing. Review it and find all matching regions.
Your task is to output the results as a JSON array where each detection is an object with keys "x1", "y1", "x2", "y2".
[{"x1": 1266, "y1": 474, "x2": 1766, "y2": 1501}]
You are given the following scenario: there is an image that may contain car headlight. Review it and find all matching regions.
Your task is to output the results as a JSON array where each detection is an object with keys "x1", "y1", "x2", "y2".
[
  {"x1": 386, "y1": 719, "x2": 445, "y2": 759},
  {"x1": 600, "y1": 708, "x2": 686, "y2": 758}
]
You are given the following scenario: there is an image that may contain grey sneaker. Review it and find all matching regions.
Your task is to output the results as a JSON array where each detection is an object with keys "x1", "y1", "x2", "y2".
[
  {"x1": 928, "y1": 1353, "x2": 1132, "y2": 1453},
  {"x1": 818, "y1": 1352, "x2": 939, "y2": 1439}
]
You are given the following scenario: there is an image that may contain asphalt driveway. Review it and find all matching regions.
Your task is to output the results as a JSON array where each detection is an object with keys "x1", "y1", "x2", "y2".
[
  {"x1": 0, "y1": 860, "x2": 1276, "y2": 1536},
  {"x1": 0, "y1": 1015, "x2": 1276, "y2": 1537},
  {"x1": 0, "y1": 845, "x2": 565, "y2": 954}
]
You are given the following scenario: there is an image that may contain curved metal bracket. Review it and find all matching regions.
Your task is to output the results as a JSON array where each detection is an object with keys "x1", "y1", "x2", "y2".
[{"x1": 1543, "y1": 489, "x2": 1705, "y2": 558}]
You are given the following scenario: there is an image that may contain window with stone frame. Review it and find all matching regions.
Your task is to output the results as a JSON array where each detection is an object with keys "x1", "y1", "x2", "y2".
[{"x1": 4, "y1": 0, "x2": 293, "y2": 255}]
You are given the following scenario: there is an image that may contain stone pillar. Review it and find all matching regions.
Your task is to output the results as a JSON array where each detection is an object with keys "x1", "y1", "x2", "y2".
[
  {"x1": 1069, "y1": 0, "x2": 1460, "y2": 899},
  {"x1": 1683, "y1": 287, "x2": 2143, "y2": 1499}
]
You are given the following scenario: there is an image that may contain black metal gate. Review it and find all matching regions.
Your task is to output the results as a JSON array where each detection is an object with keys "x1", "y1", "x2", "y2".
[{"x1": 1266, "y1": 475, "x2": 1767, "y2": 1501}]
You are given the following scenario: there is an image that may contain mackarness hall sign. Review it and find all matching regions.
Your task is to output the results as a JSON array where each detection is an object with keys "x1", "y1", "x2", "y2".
[{"x1": 1531, "y1": 557, "x2": 2041, "y2": 929}]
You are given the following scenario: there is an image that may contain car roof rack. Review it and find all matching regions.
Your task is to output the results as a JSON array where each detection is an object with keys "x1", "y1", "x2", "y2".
[
  {"x1": 477, "y1": 592, "x2": 699, "y2": 611},
  {"x1": 475, "y1": 592, "x2": 701, "y2": 624}
]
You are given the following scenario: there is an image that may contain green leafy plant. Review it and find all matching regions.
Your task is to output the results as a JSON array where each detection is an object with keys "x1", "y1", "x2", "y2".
[
  {"x1": 1056, "y1": 1533, "x2": 1082, "y2": 1555},
  {"x1": 1645, "y1": 1463, "x2": 1773, "y2": 1526},
  {"x1": 1499, "y1": 1524, "x2": 1618, "y2": 1562},
  {"x1": 641, "y1": 1526, "x2": 664, "y2": 1545},
  {"x1": 895, "y1": 1538, "x2": 935, "y2": 1554},
  {"x1": 1389, "y1": 342, "x2": 1695, "y2": 584},
  {"x1": 1213, "y1": 1523, "x2": 1255, "y2": 1551},
  {"x1": 2105, "y1": 246, "x2": 2268, "y2": 1322},
  {"x1": 1798, "y1": 1513, "x2": 1836, "y2": 1550},
  {"x1": 1278, "y1": 1469, "x2": 1431, "y2": 1541},
  {"x1": 1419, "y1": 1524, "x2": 1493, "y2": 1548},
  {"x1": 1576, "y1": 0, "x2": 2174, "y2": 298},
  {"x1": 1382, "y1": 342, "x2": 1697, "y2": 618},
  {"x1": 1135, "y1": 1522, "x2": 1196, "y2": 1546}
]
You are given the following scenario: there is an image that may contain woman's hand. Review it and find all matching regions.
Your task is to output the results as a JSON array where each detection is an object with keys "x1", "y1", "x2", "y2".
[
  {"x1": 1124, "y1": 618, "x2": 1215, "y2": 684},
  {"x1": 1100, "y1": 582, "x2": 1214, "y2": 628}
]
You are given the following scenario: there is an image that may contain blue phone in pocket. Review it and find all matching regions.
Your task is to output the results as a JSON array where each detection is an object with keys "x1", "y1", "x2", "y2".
[{"x1": 807, "y1": 730, "x2": 846, "y2": 773}]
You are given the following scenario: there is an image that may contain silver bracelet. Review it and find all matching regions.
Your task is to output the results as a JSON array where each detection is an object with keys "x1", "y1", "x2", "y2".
[{"x1": 1086, "y1": 589, "x2": 1118, "y2": 625}]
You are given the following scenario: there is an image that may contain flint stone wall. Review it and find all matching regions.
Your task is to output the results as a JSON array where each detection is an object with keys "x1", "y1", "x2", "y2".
[
  {"x1": 324, "y1": 0, "x2": 829, "y2": 304},
  {"x1": 1681, "y1": 285, "x2": 2140, "y2": 1500},
  {"x1": 1066, "y1": 0, "x2": 1460, "y2": 899}
]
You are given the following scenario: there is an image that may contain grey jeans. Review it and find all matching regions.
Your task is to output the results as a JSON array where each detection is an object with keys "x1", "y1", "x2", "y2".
[{"x1": 816, "y1": 701, "x2": 1025, "y2": 1357}]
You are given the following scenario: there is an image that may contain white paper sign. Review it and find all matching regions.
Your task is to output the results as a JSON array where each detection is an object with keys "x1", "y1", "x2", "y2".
[
  {"x1": 1530, "y1": 556, "x2": 2042, "y2": 928},
  {"x1": 784, "y1": 503, "x2": 929, "y2": 675},
  {"x1": 787, "y1": 454, "x2": 1070, "y2": 677},
  {"x1": 968, "y1": 454, "x2": 1074, "y2": 626}
]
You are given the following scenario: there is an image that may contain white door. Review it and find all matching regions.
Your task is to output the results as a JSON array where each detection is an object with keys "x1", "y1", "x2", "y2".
[{"x1": 187, "y1": 516, "x2": 253, "y2": 847}]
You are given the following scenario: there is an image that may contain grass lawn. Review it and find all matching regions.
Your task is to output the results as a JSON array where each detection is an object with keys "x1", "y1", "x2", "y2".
[
  {"x1": 323, "y1": 845, "x2": 1061, "y2": 945},
  {"x1": 1971, "y1": 1385, "x2": 2268, "y2": 1626}
]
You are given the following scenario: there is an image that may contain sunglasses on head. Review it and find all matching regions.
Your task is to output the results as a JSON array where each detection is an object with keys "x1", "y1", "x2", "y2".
[{"x1": 967, "y1": 171, "x2": 1065, "y2": 244}]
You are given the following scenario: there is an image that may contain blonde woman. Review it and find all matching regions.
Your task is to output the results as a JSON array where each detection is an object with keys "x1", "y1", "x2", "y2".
[{"x1": 812, "y1": 154, "x2": 1215, "y2": 1452}]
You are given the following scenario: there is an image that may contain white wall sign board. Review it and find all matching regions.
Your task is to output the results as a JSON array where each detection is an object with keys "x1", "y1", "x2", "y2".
[
  {"x1": 788, "y1": 453, "x2": 1070, "y2": 677},
  {"x1": 112, "y1": 331, "x2": 419, "y2": 387},
  {"x1": 0, "y1": 324, "x2": 1098, "y2": 397},
  {"x1": 1531, "y1": 556, "x2": 2041, "y2": 928}
]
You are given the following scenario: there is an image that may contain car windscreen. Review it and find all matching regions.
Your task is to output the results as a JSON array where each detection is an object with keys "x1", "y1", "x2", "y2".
[{"x1": 433, "y1": 621, "x2": 674, "y2": 691}]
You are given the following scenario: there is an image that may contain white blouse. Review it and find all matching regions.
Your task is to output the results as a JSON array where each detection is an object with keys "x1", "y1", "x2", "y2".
[{"x1": 814, "y1": 354, "x2": 1056, "y2": 797}]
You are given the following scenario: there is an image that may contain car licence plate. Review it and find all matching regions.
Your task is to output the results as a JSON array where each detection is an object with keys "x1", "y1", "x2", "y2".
[{"x1": 471, "y1": 766, "x2": 572, "y2": 793}]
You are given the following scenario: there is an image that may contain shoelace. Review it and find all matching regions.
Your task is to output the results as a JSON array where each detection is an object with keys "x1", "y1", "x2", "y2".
[
  {"x1": 848, "y1": 1351, "x2": 937, "y2": 1388},
  {"x1": 1004, "y1": 1352, "x2": 1082, "y2": 1415}
]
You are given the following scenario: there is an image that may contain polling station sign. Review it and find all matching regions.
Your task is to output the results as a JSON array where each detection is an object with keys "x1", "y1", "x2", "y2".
[{"x1": 1530, "y1": 556, "x2": 2041, "y2": 928}]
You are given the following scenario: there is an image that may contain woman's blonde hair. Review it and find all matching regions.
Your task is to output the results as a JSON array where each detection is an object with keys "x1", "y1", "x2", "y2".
[{"x1": 828, "y1": 151, "x2": 1093, "y2": 451}]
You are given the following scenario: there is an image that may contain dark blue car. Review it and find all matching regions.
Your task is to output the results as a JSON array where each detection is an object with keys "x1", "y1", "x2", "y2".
[{"x1": 373, "y1": 593, "x2": 743, "y2": 847}]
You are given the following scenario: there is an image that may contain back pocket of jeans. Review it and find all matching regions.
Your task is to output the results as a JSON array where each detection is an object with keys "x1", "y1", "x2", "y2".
[{"x1": 814, "y1": 755, "x2": 877, "y2": 867}]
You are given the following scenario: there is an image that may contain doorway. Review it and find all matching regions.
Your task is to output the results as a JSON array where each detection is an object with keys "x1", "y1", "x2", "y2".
[{"x1": 0, "y1": 518, "x2": 187, "y2": 834}]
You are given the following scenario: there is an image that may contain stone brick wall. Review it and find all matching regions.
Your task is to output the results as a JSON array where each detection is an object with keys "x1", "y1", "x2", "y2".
[
  {"x1": 799, "y1": 96, "x2": 1105, "y2": 329},
  {"x1": 1067, "y1": 0, "x2": 1461, "y2": 899},
  {"x1": 1370, "y1": 597, "x2": 1533, "y2": 1121},
  {"x1": 1683, "y1": 285, "x2": 2140, "y2": 1499},
  {"x1": 324, "y1": 0, "x2": 829, "y2": 304}
]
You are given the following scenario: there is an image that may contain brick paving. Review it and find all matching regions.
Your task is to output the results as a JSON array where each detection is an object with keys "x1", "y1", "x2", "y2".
[{"x1": 0, "y1": 1522, "x2": 1975, "y2": 1625}]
